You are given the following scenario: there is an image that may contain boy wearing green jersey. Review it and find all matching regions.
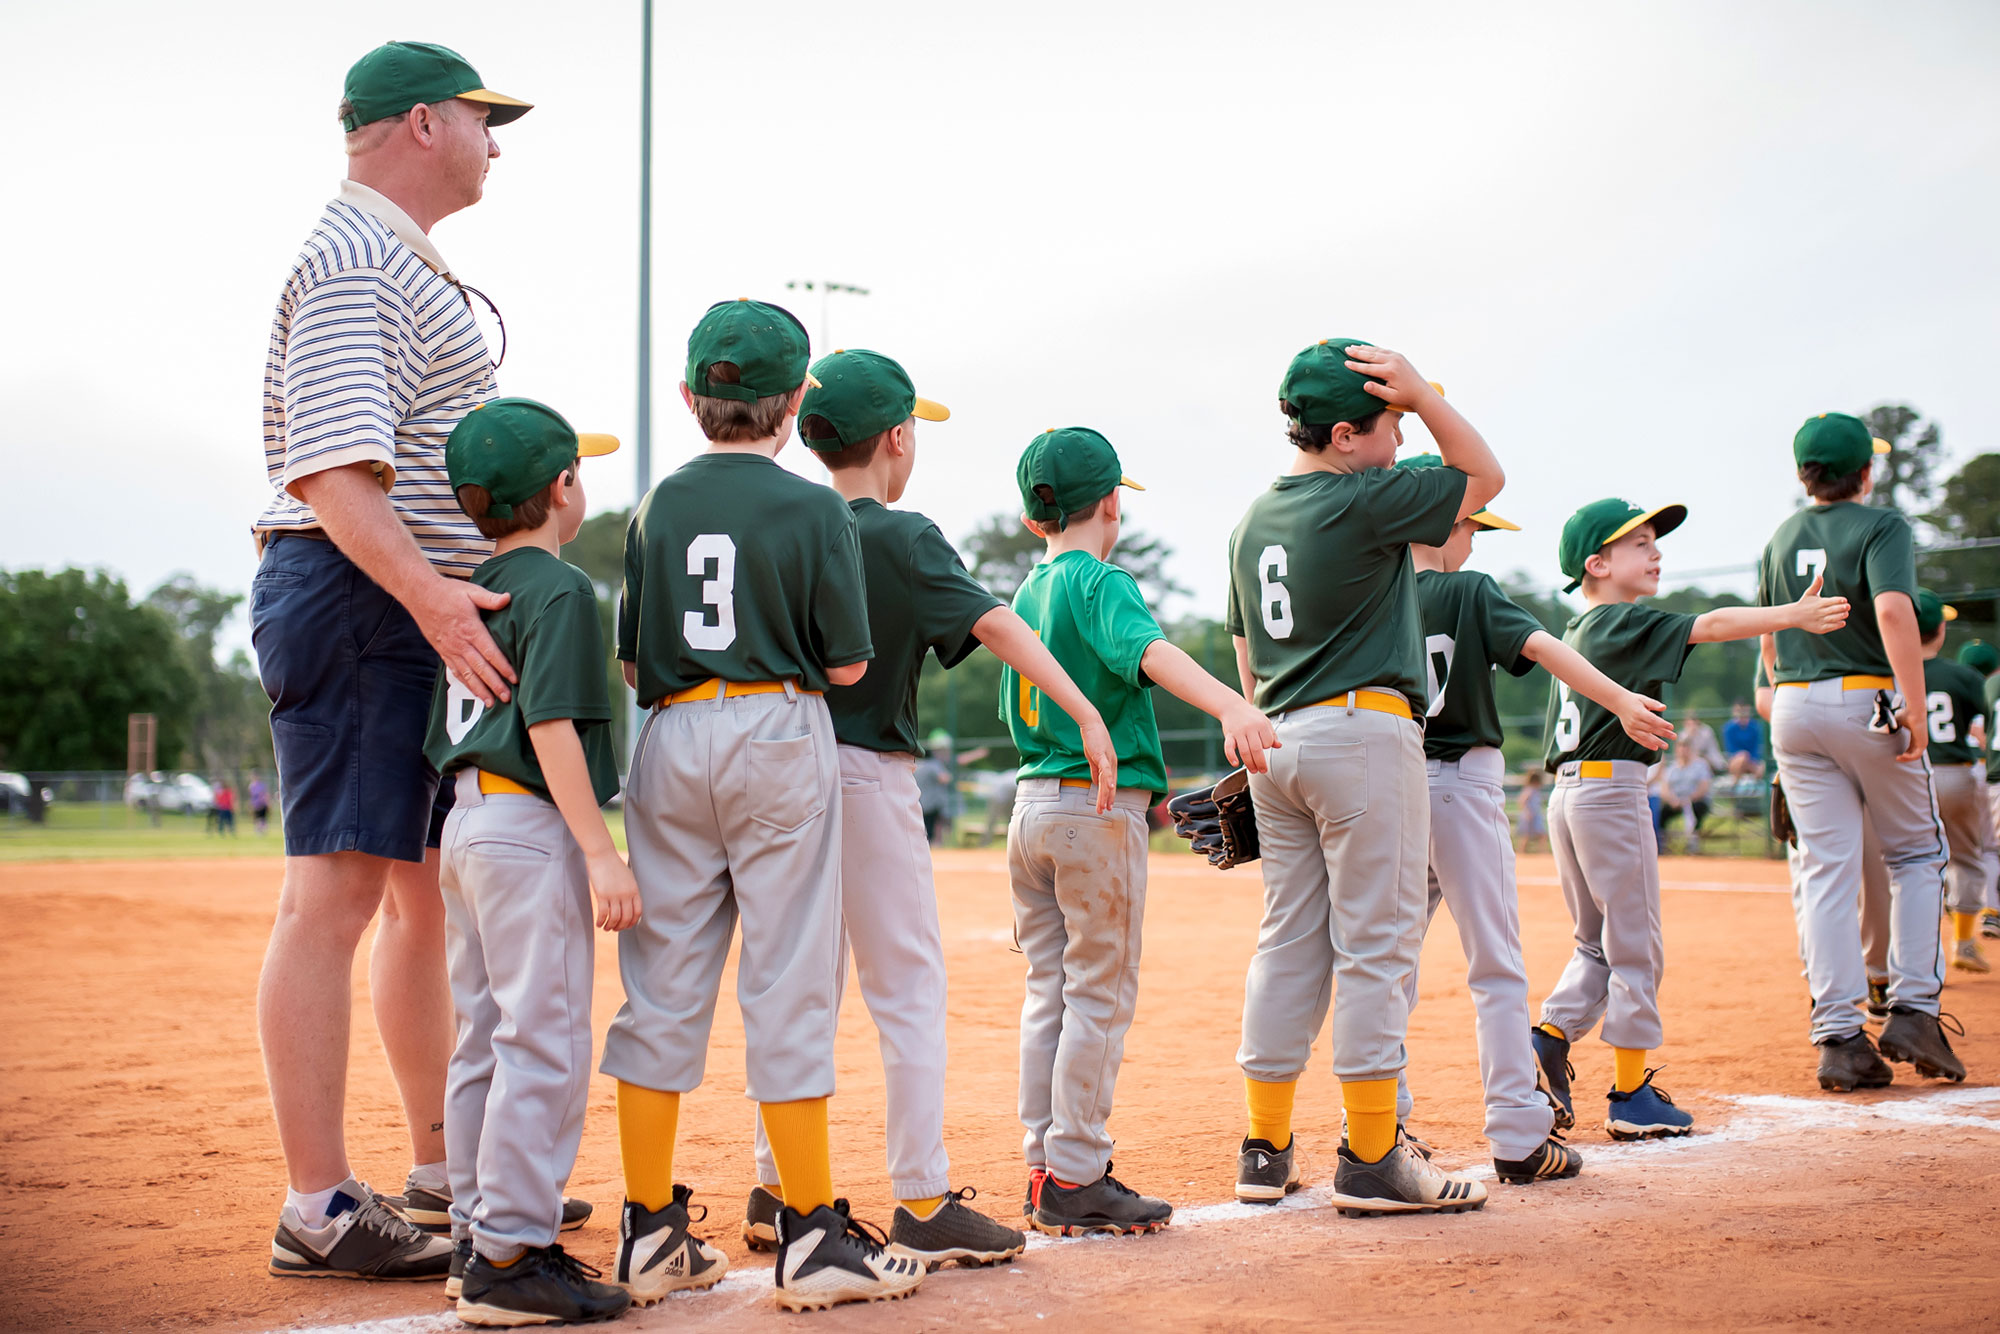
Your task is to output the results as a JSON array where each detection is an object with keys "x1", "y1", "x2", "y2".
[
  {"x1": 1534, "y1": 497, "x2": 1847, "y2": 1130},
  {"x1": 423, "y1": 398, "x2": 634, "y2": 1327},
  {"x1": 1963, "y1": 639, "x2": 2000, "y2": 939},
  {"x1": 1002, "y1": 427, "x2": 1277, "y2": 1236},
  {"x1": 1913, "y1": 591, "x2": 1992, "y2": 974}
]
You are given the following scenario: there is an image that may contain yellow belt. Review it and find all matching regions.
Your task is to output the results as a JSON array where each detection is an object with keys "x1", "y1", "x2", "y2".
[
  {"x1": 477, "y1": 770, "x2": 537, "y2": 797},
  {"x1": 1777, "y1": 674, "x2": 1894, "y2": 691},
  {"x1": 655, "y1": 677, "x2": 822, "y2": 708},
  {"x1": 1059, "y1": 778, "x2": 1093, "y2": 789},
  {"x1": 1303, "y1": 688, "x2": 1415, "y2": 721},
  {"x1": 1576, "y1": 761, "x2": 1616, "y2": 779}
]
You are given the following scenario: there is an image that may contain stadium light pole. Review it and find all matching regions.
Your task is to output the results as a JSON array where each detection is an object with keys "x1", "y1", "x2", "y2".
[
  {"x1": 784, "y1": 280, "x2": 870, "y2": 351},
  {"x1": 628, "y1": 0, "x2": 654, "y2": 773}
]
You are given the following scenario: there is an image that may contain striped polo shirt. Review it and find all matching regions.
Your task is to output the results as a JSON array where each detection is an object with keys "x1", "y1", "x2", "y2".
[{"x1": 253, "y1": 180, "x2": 496, "y2": 577}]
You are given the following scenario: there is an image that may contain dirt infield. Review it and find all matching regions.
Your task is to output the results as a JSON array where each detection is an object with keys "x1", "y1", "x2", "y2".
[{"x1": 3, "y1": 850, "x2": 1997, "y2": 1331}]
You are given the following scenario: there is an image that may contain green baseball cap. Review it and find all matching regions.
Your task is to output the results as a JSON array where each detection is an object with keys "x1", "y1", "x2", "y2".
[
  {"x1": 1558, "y1": 497, "x2": 1688, "y2": 593},
  {"x1": 1279, "y1": 338, "x2": 1443, "y2": 427},
  {"x1": 340, "y1": 41, "x2": 531, "y2": 132},
  {"x1": 1394, "y1": 454, "x2": 1519, "y2": 531},
  {"x1": 685, "y1": 299, "x2": 815, "y2": 402},
  {"x1": 799, "y1": 349, "x2": 950, "y2": 451},
  {"x1": 446, "y1": 397, "x2": 617, "y2": 519},
  {"x1": 1915, "y1": 589, "x2": 1958, "y2": 637},
  {"x1": 1793, "y1": 412, "x2": 1892, "y2": 475},
  {"x1": 1016, "y1": 428, "x2": 1144, "y2": 531},
  {"x1": 1959, "y1": 640, "x2": 2000, "y2": 675}
]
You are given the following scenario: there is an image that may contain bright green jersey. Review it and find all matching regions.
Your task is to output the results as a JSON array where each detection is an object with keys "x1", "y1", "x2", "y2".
[
  {"x1": 617, "y1": 453, "x2": 873, "y2": 706},
  {"x1": 1756, "y1": 502, "x2": 1919, "y2": 683},
  {"x1": 1000, "y1": 550, "x2": 1167, "y2": 798},
  {"x1": 425, "y1": 547, "x2": 621, "y2": 805},
  {"x1": 1416, "y1": 569, "x2": 1545, "y2": 761},
  {"x1": 1924, "y1": 656, "x2": 1988, "y2": 766},
  {"x1": 828, "y1": 499, "x2": 1002, "y2": 754},
  {"x1": 1542, "y1": 601, "x2": 1697, "y2": 768},
  {"x1": 1226, "y1": 465, "x2": 1467, "y2": 715}
]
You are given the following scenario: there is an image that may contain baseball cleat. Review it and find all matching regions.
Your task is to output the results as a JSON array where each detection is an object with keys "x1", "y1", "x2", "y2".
[
  {"x1": 1531, "y1": 1026, "x2": 1576, "y2": 1130},
  {"x1": 1981, "y1": 909, "x2": 2000, "y2": 941},
  {"x1": 1877, "y1": 1007, "x2": 1967, "y2": 1083},
  {"x1": 1031, "y1": 1164, "x2": 1173, "y2": 1236},
  {"x1": 1397, "y1": 1125, "x2": 1435, "y2": 1161},
  {"x1": 742, "y1": 1183, "x2": 782, "y2": 1253},
  {"x1": 888, "y1": 1187, "x2": 1026, "y2": 1268},
  {"x1": 614, "y1": 1185, "x2": 728, "y2": 1305},
  {"x1": 388, "y1": 1174, "x2": 592, "y2": 1235},
  {"x1": 1493, "y1": 1136, "x2": 1583, "y2": 1185},
  {"x1": 1952, "y1": 940, "x2": 1992, "y2": 974},
  {"x1": 773, "y1": 1199, "x2": 925, "y2": 1311},
  {"x1": 1605, "y1": 1070, "x2": 1694, "y2": 1140},
  {"x1": 1329, "y1": 1141, "x2": 1487, "y2": 1217},
  {"x1": 446, "y1": 1235, "x2": 473, "y2": 1301},
  {"x1": 456, "y1": 1244, "x2": 630, "y2": 1327},
  {"x1": 1816, "y1": 1031, "x2": 1893, "y2": 1092},
  {"x1": 1867, "y1": 979, "x2": 1891, "y2": 1018},
  {"x1": 1022, "y1": 1167, "x2": 1047, "y2": 1220},
  {"x1": 1235, "y1": 1136, "x2": 1301, "y2": 1204},
  {"x1": 268, "y1": 1180, "x2": 454, "y2": 1280}
]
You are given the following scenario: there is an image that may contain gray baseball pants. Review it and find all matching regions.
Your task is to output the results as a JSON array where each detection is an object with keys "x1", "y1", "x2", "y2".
[
  {"x1": 1239, "y1": 698, "x2": 1428, "y2": 1085},
  {"x1": 601, "y1": 687, "x2": 844, "y2": 1101},
  {"x1": 1539, "y1": 760, "x2": 1665, "y2": 1051},
  {"x1": 1853, "y1": 816, "x2": 1892, "y2": 981},
  {"x1": 1010, "y1": 778, "x2": 1153, "y2": 1185},
  {"x1": 439, "y1": 770, "x2": 594, "y2": 1262},
  {"x1": 1771, "y1": 680, "x2": 1947, "y2": 1043},
  {"x1": 1935, "y1": 763, "x2": 1992, "y2": 918},
  {"x1": 1396, "y1": 748, "x2": 1555, "y2": 1162}
]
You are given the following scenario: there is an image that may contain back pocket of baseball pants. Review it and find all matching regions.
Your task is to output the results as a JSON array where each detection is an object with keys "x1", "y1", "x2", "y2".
[
  {"x1": 1296, "y1": 742, "x2": 1368, "y2": 825},
  {"x1": 748, "y1": 732, "x2": 826, "y2": 834}
]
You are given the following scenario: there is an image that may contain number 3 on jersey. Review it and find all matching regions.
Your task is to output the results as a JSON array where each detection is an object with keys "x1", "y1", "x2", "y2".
[
  {"x1": 684, "y1": 534, "x2": 737, "y2": 651},
  {"x1": 1423, "y1": 633, "x2": 1455, "y2": 719}
]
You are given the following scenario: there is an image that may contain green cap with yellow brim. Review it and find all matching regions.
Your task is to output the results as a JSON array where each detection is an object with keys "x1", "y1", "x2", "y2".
[
  {"x1": 798, "y1": 349, "x2": 948, "y2": 451},
  {"x1": 685, "y1": 299, "x2": 816, "y2": 402},
  {"x1": 1793, "y1": 412, "x2": 1892, "y2": 476},
  {"x1": 1279, "y1": 338, "x2": 1442, "y2": 426},
  {"x1": 1915, "y1": 589, "x2": 1958, "y2": 637},
  {"x1": 341, "y1": 41, "x2": 532, "y2": 132},
  {"x1": 1016, "y1": 427, "x2": 1143, "y2": 532},
  {"x1": 1394, "y1": 453, "x2": 1517, "y2": 530},
  {"x1": 1960, "y1": 640, "x2": 2000, "y2": 676},
  {"x1": 446, "y1": 397, "x2": 617, "y2": 520},
  {"x1": 1557, "y1": 497, "x2": 1688, "y2": 593}
]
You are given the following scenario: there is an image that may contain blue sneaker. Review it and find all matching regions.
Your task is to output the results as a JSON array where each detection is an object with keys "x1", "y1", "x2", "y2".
[
  {"x1": 1530, "y1": 1027, "x2": 1575, "y2": 1130},
  {"x1": 1605, "y1": 1070, "x2": 1693, "y2": 1140}
]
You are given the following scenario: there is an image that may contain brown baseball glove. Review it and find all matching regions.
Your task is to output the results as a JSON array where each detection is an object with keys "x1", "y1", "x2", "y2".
[{"x1": 1166, "y1": 768, "x2": 1260, "y2": 869}]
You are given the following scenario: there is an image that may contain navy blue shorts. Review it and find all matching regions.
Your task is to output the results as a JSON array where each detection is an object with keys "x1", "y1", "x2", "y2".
[{"x1": 250, "y1": 534, "x2": 453, "y2": 862}]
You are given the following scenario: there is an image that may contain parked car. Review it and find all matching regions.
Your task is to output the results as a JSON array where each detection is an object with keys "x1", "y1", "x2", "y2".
[
  {"x1": 1, "y1": 771, "x2": 54, "y2": 816},
  {"x1": 124, "y1": 771, "x2": 215, "y2": 815}
]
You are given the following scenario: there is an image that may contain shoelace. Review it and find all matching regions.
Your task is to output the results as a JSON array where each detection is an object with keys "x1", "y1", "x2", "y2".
[
  {"x1": 832, "y1": 1200, "x2": 891, "y2": 1256},
  {"x1": 1937, "y1": 1011, "x2": 1966, "y2": 1044},
  {"x1": 350, "y1": 1191, "x2": 427, "y2": 1245},
  {"x1": 1097, "y1": 1162, "x2": 1142, "y2": 1198},
  {"x1": 544, "y1": 1245, "x2": 604, "y2": 1283},
  {"x1": 1628, "y1": 1067, "x2": 1676, "y2": 1103}
]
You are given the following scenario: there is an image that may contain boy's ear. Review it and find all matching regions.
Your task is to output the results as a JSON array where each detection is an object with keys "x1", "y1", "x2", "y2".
[
  {"x1": 888, "y1": 421, "x2": 911, "y2": 456},
  {"x1": 1584, "y1": 549, "x2": 1613, "y2": 580},
  {"x1": 546, "y1": 472, "x2": 574, "y2": 510},
  {"x1": 1105, "y1": 488, "x2": 1123, "y2": 521},
  {"x1": 678, "y1": 381, "x2": 695, "y2": 411},
  {"x1": 785, "y1": 383, "x2": 808, "y2": 416},
  {"x1": 1326, "y1": 420, "x2": 1358, "y2": 454},
  {"x1": 1020, "y1": 511, "x2": 1046, "y2": 538}
]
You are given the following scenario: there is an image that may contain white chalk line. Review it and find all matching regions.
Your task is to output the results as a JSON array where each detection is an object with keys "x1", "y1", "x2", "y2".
[{"x1": 290, "y1": 1085, "x2": 2000, "y2": 1334}]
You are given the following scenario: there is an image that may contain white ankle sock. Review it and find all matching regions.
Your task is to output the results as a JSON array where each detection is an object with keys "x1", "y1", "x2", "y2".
[
  {"x1": 286, "y1": 1184, "x2": 342, "y2": 1228},
  {"x1": 408, "y1": 1160, "x2": 449, "y2": 1192}
]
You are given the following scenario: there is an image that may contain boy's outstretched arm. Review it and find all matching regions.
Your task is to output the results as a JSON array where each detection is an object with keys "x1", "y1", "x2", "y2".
[
  {"x1": 1344, "y1": 345, "x2": 1503, "y2": 519},
  {"x1": 1141, "y1": 639, "x2": 1280, "y2": 773},
  {"x1": 1521, "y1": 630, "x2": 1675, "y2": 751},
  {"x1": 1691, "y1": 573, "x2": 1849, "y2": 643},
  {"x1": 528, "y1": 719, "x2": 641, "y2": 931},
  {"x1": 1875, "y1": 591, "x2": 1929, "y2": 764},
  {"x1": 974, "y1": 606, "x2": 1118, "y2": 813}
]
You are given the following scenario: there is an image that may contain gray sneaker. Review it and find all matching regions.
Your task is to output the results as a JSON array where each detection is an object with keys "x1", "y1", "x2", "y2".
[
  {"x1": 1330, "y1": 1142, "x2": 1487, "y2": 1218},
  {"x1": 268, "y1": 1180, "x2": 454, "y2": 1280},
  {"x1": 387, "y1": 1173, "x2": 592, "y2": 1234},
  {"x1": 888, "y1": 1188, "x2": 1025, "y2": 1268}
]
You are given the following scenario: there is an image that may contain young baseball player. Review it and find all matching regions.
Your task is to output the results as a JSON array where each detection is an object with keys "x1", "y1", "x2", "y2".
[
  {"x1": 1532, "y1": 494, "x2": 1849, "y2": 1131},
  {"x1": 422, "y1": 397, "x2": 633, "y2": 1326},
  {"x1": 600, "y1": 300, "x2": 927, "y2": 1313},
  {"x1": 1964, "y1": 639, "x2": 2000, "y2": 938},
  {"x1": 1381, "y1": 454, "x2": 1674, "y2": 1190},
  {"x1": 1915, "y1": 591, "x2": 1993, "y2": 973},
  {"x1": 736, "y1": 350, "x2": 1116, "y2": 1267},
  {"x1": 1003, "y1": 426, "x2": 1277, "y2": 1235},
  {"x1": 1515, "y1": 770, "x2": 1547, "y2": 853},
  {"x1": 1760, "y1": 412, "x2": 1961, "y2": 1091},
  {"x1": 1228, "y1": 342, "x2": 1500, "y2": 1217}
]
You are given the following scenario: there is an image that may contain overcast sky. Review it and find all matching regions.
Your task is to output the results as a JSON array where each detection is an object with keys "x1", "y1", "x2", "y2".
[{"x1": 5, "y1": 1, "x2": 1997, "y2": 658}]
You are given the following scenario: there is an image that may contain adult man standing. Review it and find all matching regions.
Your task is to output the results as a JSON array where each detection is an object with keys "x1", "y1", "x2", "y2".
[{"x1": 252, "y1": 41, "x2": 534, "y2": 1281}]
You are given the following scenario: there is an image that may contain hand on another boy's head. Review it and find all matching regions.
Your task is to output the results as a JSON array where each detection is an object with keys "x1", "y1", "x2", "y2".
[{"x1": 1343, "y1": 345, "x2": 1437, "y2": 414}]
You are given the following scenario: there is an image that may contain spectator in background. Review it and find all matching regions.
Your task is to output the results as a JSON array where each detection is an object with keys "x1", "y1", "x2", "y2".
[
  {"x1": 214, "y1": 780, "x2": 238, "y2": 836},
  {"x1": 1722, "y1": 699, "x2": 1764, "y2": 786},
  {"x1": 1514, "y1": 769, "x2": 1546, "y2": 854},
  {"x1": 249, "y1": 775, "x2": 271, "y2": 835},
  {"x1": 1658, "y1": 742, "x2": 1714, "y2": 854},
  {"x1": 916, "y1": 730, "x2": 989, "y2": 847},
  {"x1": 1680, "y1": 708, "x2": 1725, "y2": 773}
]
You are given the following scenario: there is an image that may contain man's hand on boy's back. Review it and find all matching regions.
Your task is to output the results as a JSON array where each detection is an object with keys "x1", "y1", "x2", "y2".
[
  {"x1": 1786, "y1": 573, "x2": 1851, "y2": 635},
  {"x1": 589, "y1": 850, "x2": 641, "y2": 931}
]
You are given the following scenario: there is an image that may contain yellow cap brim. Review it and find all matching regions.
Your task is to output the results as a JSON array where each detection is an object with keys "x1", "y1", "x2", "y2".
[
  {"x1": 1386, "y1": 381, "x2": 1446, "y2": 413},
  {"x1": 1944, "y1": 605, "x2": 1959, "y2": 621},
  {"x1": 1120, "y1": 475, "x2": 1146, "y2": 492},
  {"x1": 1604, "y1": 502, "x2": 1688, "y2": 547},
  {"x1": 577, "y1": 433, "x2": 620, "y2": 458},
  {"x1": 1872, "y1": 437, "x2": 1892, "y2": 455},
  {"x1": 459, "y1": 88, "x2": 533, "y2": 110},
  {"x1": 913, "y1": 396, "x2": 950, "y2": 422},
  {"x1": 1470, "y1": 510, "x2": 1520, "y2": 531}
]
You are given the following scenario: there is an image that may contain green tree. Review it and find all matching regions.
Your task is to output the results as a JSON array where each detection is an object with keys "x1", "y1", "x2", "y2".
[
  {"x1": 145, "y1": 574, "x2": 274, "y2": 775},
  {"x1": 1863, "y1": 404, "x2": 1947, "y2": 516},
  {"x1": 960, "y1": 512, "x2": 1190, "y2": 614},
  {"x1": 0, "y1": 569, "x2": 196, "y2": 770},
  {"x1": 1921, "y1": 452, "x2": 2000, "y2": 652}
]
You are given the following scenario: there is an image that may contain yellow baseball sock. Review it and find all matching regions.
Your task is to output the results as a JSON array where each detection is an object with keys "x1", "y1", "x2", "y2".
[
  {"x1": 1613, "y1": 1048, "x2": 1647, "y2": 1094},
  {"x1": 1342, "y1": 1077, "x2": 1399, "y2": 1164},
  {"x1": 1245, "y1": 1075, "x2": 1297, "y2": 1148},
  {"x1": 899, "y1": 1195, "x2": 946, "y2": 1220},
  {"x1": 760, "y1": 1098, "x2": 834, "y2": 1215},
  {"x1": 489, "y1": 1252, "x2": 522, "y2": 1268},
  {"x1": 1537, "y1": 1021, "x2": 1567, "y2": 1041},
  {"x1": 1954, "y1": 911, "x2": 1977, "y2": 943},
  {"x1": 616, "y1": 1082, "x2": 679, "y2": 1212}
]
